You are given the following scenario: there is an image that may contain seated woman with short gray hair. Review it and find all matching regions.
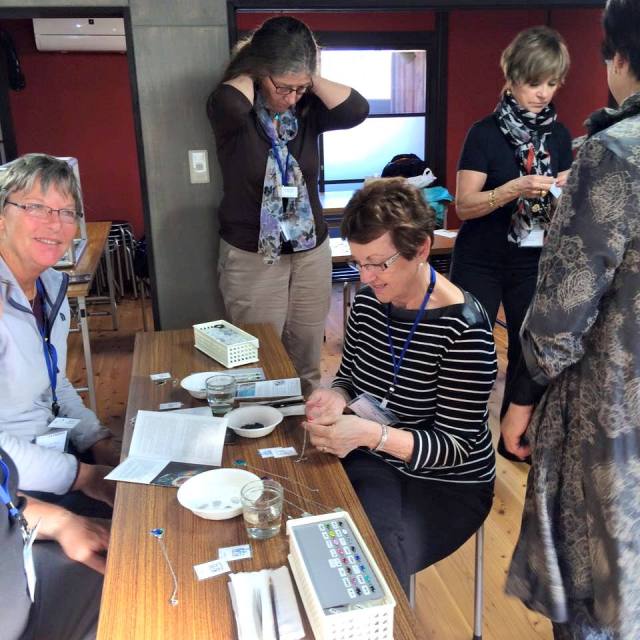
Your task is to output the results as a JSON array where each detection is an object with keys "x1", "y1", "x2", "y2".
[
  {"x1": 0, "y1": 153, "x2": 118, "y2": 515},
  {"x1": 303, "y1": 178, "x2": 496, "y2": 593}
]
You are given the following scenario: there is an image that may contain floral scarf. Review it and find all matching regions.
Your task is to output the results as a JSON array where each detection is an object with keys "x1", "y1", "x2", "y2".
[
  {"x1": 495, "y1": 92, "x2": 556, "y2": 245},
  {"x1": 254, "y1": 90, "x2": 315, "y2": 264}
]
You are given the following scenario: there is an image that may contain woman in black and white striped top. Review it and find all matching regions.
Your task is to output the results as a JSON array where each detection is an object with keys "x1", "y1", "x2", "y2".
[{"x1": 303, "y1": 178, "x2": 497, "y2": 593}]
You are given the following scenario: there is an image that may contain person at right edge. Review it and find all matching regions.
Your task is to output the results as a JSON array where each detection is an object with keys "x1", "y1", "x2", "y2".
[
  {"x1": 449, "y1": 26, "x2": 573, "y2": 461},
  {"x1": 501, "y1": 0, "x2": 640, "y2": 637}
]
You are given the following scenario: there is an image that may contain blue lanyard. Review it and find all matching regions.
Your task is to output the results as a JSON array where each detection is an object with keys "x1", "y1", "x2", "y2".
[
  {"x1": 383, "y1": 265, "x2": 436, "y2": 406},
  {"x1": 0, "y1": 455, "x2": 29, "y2": 538},
  {"x1": 35, "y1": 278, "x2": 60, "y2": 417},
  {"x1": 271, "y1": 140, "x2": 291, "y2": 186}
]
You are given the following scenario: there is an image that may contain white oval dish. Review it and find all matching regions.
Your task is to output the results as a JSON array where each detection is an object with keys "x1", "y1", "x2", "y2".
[
  {"x1": 225, "y1": 405, "x2": 283, "y2": 439},
  {"x1": 180, "y1": 371, "x2": 223, "y2": 399},
  {"x1": 177, "y1": 468, "x2": 259, "y2": 520}
]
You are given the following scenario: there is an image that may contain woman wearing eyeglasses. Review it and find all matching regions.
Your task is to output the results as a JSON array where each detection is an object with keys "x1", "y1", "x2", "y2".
[
  {"x1": 303, "y1": 179, "x2": 497, "y2": 594},
  {"x1": 207, "y1": 16, "x2": 368, "y2": 396},
  {"x1": 0, "y1": 153, "x2": 117, "y2": 516}
]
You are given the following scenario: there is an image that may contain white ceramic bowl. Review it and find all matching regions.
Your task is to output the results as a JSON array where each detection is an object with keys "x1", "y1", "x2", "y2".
[
  {"x1": 225, "y1": 405, "x2": 283, "y2": 439},
  {"x1": 176, "y1": 468, "x2": 259, "y2": 520},
  {"x1": 180, "y1": 371, "x2": 222, "y2": 399}
]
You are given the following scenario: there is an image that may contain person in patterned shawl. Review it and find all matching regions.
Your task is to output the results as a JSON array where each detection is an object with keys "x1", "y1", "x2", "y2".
[{"x1": 501, "y1": 1, "x2": 640, "y2": 637}]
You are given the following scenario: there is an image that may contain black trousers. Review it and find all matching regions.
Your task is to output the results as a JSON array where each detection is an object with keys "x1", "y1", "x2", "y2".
[
  {"x1": 342, "y1": 450, "x2": 494, "y2": 595},
  {"x1": 450, "y1": 244, "x2": 541, "y2": 418}
]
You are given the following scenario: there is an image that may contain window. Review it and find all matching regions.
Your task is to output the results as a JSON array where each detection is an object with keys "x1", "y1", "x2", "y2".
[
  {"x1": 315, "y1": 30, "x2": 438, "y2": 193},
  {"x1": 320, "y1": 49, "x2": 427, "y2": 192}
]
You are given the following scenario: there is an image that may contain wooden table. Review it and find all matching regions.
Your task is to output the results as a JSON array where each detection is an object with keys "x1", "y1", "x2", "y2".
[
  {"x1": 330, "y1": 230, "x2": 457, "y2": 264},
  {"x1": 98, "y1": 325, "x2": 421, "y2": 640},
  {"x1": 59, "y1": 221, "x2": 117, "y2": 412}
]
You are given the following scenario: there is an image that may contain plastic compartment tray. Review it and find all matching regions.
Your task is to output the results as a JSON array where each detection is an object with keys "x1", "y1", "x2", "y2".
[
  {"x1": 287, "y1": 511, "x2": 396, "y2": 640},
  {"x1": 192, "y1": 319, "x2": 259, "y2": 368}
]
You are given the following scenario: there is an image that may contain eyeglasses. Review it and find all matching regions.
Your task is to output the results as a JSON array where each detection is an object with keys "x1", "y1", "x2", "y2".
[
  {"x1": 348, "y1": 252, "x2": 401, "y2": 274},
  {"x1": 269, "y1": 76, "x2": 313, "y2": 96},
  {"x1": 6, "y1": 200, "x2": 82, "y2": 225}
]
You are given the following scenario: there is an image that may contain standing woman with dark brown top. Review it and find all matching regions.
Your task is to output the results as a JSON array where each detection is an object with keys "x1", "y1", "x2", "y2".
[{"x1": 207, "y1": 17, "x2": 368, "y2": 395}]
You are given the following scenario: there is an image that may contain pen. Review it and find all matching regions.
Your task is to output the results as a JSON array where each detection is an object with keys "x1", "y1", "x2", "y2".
[{"x1": 242, "y1": 396, "x2": 304, "y2": 408}]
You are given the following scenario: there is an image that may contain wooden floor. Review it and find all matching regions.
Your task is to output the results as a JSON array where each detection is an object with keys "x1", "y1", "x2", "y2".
[{"x1": 67, "y1": 288, "x2": 552, "y2": 640}]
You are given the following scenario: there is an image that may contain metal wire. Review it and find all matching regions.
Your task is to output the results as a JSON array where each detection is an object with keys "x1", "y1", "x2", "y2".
[
  {"x1": 150, "y1": 528, "x2": 178, "y2": 606},
  {"x1": 234, "y1": 459, "x2": 319, "y2": 493}
]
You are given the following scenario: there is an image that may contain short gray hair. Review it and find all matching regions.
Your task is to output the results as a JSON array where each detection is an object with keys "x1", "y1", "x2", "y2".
[{"x1": 0, "y1": 153, "x2": 83, "y2": 214}]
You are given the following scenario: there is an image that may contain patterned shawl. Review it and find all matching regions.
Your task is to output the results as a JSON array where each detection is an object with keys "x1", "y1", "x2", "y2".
[
  {"x1": 495, "y1": 91, "x2": 556, "y2": 245},
  {"x1": 254, "y1": 90, "x2": 316, "y2": 265}
]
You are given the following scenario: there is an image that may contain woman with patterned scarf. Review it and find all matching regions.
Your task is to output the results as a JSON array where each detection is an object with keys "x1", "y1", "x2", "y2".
[
  {"x1": 450, "y1": 26, "x2": 573, "y2": 461},
  {"x1": 207, "y1": 17, "x2": 368, "y2": 395},
  {"x1": 501, "y1": 0, "x2": 640, "y2": 636}
]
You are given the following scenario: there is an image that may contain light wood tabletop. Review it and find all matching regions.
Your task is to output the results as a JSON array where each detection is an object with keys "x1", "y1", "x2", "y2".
[
  {"x1": 57, "y1": 221, "x2": 117, "y2": 412},
  {"x1": 97, "y1": 324, "x2": 422, "y2": 640},
  {"x1": 63, "y1": 221, "x2": 112, "y2": 298}
]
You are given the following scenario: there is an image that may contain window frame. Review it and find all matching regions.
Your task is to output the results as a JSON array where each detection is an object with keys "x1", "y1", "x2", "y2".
[{"x1": 315, "y1": 31, "x2": 436, "y2": 191}]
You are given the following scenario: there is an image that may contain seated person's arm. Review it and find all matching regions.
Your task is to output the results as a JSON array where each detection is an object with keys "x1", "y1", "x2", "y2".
[
  {"x1": 400, "y1": 324, "x2": 496, "y2": 472},
  {"x1": 71, "y1": 462, "x2": 116, "y2": 508},
  {"x1": 0, "y1": 431, "x2": 114, "y2": 506},
  {"x1": 303, "y1": 413, "x2": 415, "y2": 461},
  {"x1": 305, "y1": 387, "x2": 350, "y2": 423},
  {"x1": 305, "y1": 322, "x2": 496, "y2": 465},
  {"x1": 22, "y1": 496, "x2": 110, "y2": 574},
  {"x1": 0, "y1": 429, "x2": 78, "y2": 494},
  {"x1": 55, "y1": 372, "x2": 119, "y2": 465}
]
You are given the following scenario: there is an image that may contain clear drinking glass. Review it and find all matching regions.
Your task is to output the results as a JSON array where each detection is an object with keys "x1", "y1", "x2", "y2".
[
  {"x1": 240, "y1": 479, "x2": 284, "y2": 540},
  {"x1": 205, "y1": 374, "x2": 236, "y2": 417}
]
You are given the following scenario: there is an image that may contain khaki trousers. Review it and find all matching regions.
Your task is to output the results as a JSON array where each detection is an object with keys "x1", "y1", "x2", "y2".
[{"x1": 218, "y1": 237, "x2": 331, "y2": 396}]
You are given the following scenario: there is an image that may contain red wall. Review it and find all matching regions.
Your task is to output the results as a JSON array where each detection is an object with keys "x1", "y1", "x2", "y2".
[
  {"x1": 2, "y1": 10, "x2": 602, "y2": 237},
  {"x1": 551, "y1": 9, "x2": 609, "y2": 136},
  {"x1": 0, "y1": 20, "x2": 144, "y2": 237},
  {"x1": 237, "y1": 11, "x2": 436, "y2": 32}
]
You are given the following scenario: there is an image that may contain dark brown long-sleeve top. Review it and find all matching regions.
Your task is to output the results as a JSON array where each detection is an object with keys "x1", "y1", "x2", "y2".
[{"x1": 207, "y1": 84, "x2": 369, "y2": 253}]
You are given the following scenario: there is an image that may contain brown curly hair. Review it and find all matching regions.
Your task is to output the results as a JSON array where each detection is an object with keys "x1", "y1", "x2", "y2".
[{"x1": 340, "y1": 178, "x2": 435, "y2": 260}]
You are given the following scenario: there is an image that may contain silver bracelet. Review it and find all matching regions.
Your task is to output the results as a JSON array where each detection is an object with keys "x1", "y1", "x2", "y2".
[{"x1": 373, "y1": 423, "x2": 389, "y2": 452}]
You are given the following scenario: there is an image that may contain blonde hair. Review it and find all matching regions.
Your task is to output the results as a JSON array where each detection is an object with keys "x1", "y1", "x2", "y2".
[{"x1": 501, "y1": 26, "x2": 570, "y2": 88}]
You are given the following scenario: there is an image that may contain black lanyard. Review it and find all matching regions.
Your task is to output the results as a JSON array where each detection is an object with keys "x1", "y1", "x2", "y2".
[
  {"x1": 35, "y1": 278, "x2": 60, "y2": 417},
  {"x1": 382, "y1": 265, "x2": 436, "y2": 407}
]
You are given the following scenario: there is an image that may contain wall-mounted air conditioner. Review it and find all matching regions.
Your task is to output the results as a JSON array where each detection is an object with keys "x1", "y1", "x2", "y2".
[{"x1": 33, "y1": 18, "x2": 126, "y2": 52}]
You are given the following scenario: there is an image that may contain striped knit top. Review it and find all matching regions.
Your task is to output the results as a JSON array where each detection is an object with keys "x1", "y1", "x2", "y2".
[{"x1": 332, "y1": 286, "x2": 497, "y2": 484}]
